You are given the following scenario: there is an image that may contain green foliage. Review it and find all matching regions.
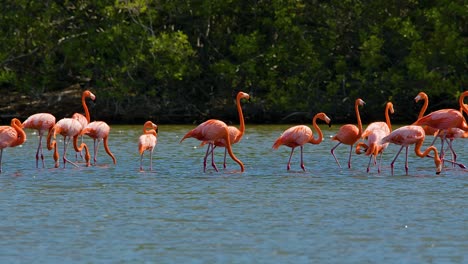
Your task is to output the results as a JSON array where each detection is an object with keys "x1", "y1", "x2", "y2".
[{"x1": 0, "y1": 0, "x2": 465, "y2": 123}]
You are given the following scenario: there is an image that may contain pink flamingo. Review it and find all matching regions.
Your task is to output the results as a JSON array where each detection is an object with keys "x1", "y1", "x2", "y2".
[
  {"x1": 202, "y1": 91, "x2": 250, "y2": 169},
  {"x1": 331, "y1": 98, "x2": 365, "y2": 168},
  {"x1": 180, "y1": 119, "x2": 245, "y2": 172},
  {"x1": 0, "y1": 118, "x2": 27, "y2": 173},
  {"x1": 356, "y1": 102, "x2": 394, "y2": 173},
  {"x1": 72, "y1": 90, "x2": 96, "y2": 159},
  {"x1": 381, "y1": 125, "x2": 442, "y2": 175},
  {"x1": 47, "y1": 118, "x2": 90, "y2": 168},
  {"x1": 272, "y1": 112, "x2": 331, "y2": 171},
  {"x1": 81, "y1": 121, "x2": 117, "y2": 165},
  {"x1": 22, "y1": 113, "x2": 56, "y2": 168},
  {"x1": 138, "y1": 121, "x2": 158, "y2": 171},
  {"x1": 413, "y1": 91, "x2": 468, "y2": 158}
]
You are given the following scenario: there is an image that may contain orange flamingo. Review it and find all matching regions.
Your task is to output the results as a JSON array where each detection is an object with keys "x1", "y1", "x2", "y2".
[
  {"x1": 202, "y1": 91, "x2": 250, "y2": 169},
  {"x1": 138, "y1": 121, "x2": 158, "y2": 171},
  {"x1": 180, "y1": 119, "x2": 245, "y2": 172},
  {"x1": 0, "y1": 118, "x2": 26, "y2": 173},
  {"x1": 81, "y1": 121, "x2": 117, "y2": 165},
  {"x1": 47, "y1": 118, "x2": 90, "y2": 168},
  {"x1": 381, "y1": 125, "x2": 442, "y2": 175},
  {"x1": 72, "y1": 90, "x2": 96, "y2": 159},
  {"x1": 331, "y1": 98, "x2": 365, "y2": 168},
  {"x1": 272, "y1": 112, "x2": 331, "y2": 171},
  {"x1": 355, "y1": 102, "x2": 394, "y2": 173},
  {"x1": 22, "y1": 113, "x2": 56, "y2": 168},
  {"x1": 413, "y1": 91, "x2": 468, "y2": 158}
]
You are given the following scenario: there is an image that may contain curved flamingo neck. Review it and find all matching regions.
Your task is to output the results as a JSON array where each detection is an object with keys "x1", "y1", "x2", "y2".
[
  {"x1": 414, "y1": 139, "x2": 441, "y2": 173},
  {"x1": 418, "y1": 93, "x2": 428, "y2": 119},
  {"x1": 459, "y1": 91, "x2": 468, "y2": 115},
  {"x1": 82, "y1": 92, "x2": 91, "y2": 123},
  {"x1": 236, "y1": 93, "x2": 246, "y2": 137},
  {"x1": 11, "y1": 118, "x2": 26, "y2": 146},
  {"x1": 385, "y1": 103, "x2": 393, "y2": 132},
  {"x1": 309, "y1": 115, "x2": 324, "y2": 144},
  {"x1": 222, "y1": 126, "x2": 244, "y2": 172},
  {"x1": 103, "y1": 137, "x2": 117, "y2": 164},
  {"x1": 355, "y1": 100, "x2": 363, "y2": 136}
]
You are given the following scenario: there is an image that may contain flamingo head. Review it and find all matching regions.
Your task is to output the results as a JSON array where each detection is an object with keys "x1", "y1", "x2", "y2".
[
  {"x1": 356, "y1": 98, "x2": 365, "y2": 106},
  {"x1": 414, "y1": 92, "x2": 427, "y2": 103},
  {"x1": 84, "y1": 90, "x2": 96, "y2": 101},
  {"x1": 237, "y1": 91, "x2": 250, "y2": 102},
  {"x1": 387, "y1": 102, "x2": 394, "y2": 114}
]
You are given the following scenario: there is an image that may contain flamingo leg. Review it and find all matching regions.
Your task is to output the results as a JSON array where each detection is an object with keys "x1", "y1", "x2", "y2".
[
  {"x1": 390, "y1": 145, "x2": 405, "y2": 176},
  {"x1": 203, "y1": 144, "x2": 211, "y2": 172},
  {"x1": 331, "y1": 142, "x2": 342, "y2": 168},
  {"x1": 223, "y1": 147, "x2": 228, "y2": 169},
  {"x1": 377, "y1": 152, "x2": 384, "y2": 173},
  {"x1": 93, "y1": 139, "x2": 101, "y2": 165},
  {"x1": 366, "y1": 155, "x2": 373, "y2": 173},
  {"x1": 300, "y1": 146, "x2": 306, "y2": 171},
  {"x1": 149, "y1": 150, "x2": 153, "y2": 171},
  {"x1": 63, "y1": 137, "x2": 79, "y2": 168},
  {"x1": 36, "y1": 134, "x2": 44, "y2": 168},
  {"x1": 210, "y1": 145, "x2": 219, "y2": 172},
  {"x1": 140, "y1": 152, "x2": 144, "y2": 171},
  {"x1": 347, "y1": 145, "x2": 353, "y2": 169},
  {"x1": 287, "y1": 147, "x2": 296, "y2": 171},
  {"x1": 404, "y1": 146, "x2": 409, "y2": 175}
]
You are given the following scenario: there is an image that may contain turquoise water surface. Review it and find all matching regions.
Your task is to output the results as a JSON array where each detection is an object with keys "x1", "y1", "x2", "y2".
[{"x1": 1, "y1": 124, "x2": 467, "y2": 263}]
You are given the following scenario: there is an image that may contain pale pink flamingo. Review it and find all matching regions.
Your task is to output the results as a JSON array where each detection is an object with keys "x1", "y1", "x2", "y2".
[
  {"x1": 138, "y1": 121, "x2": 158, "y2": 171},
  {"x1": 47, "y1": 118, "x2": 90, "y2": 168},
  {"x1": 381, "y1": 125, "x2": 442, "y2": 175},
  {"x1": 180, "y1": 119, "x2": 245, "y2": 172},
  {"x1": 22, "y1": 113, "x2": 56, "y2": 168},
  {"x1": 272, "y1": 112, "x2": 331, "y2": 171},
  {"x1": 72, "y1": 90, "x2": 96, "y2": 159},
  {"x1": 413, "y1": 91, "x2": 468, "y2": 159},
  {"x1": 81, "y1": 121, "x2": 116, "y2": 165},
  {"x1": 356, "y1": 102, "x2": 394, "y2": 173},
  {"x1": 331, "y1": 98, "x2": 365, "y2": 168},
  {"x1": 202, "y1": 91, "x2": 250, "y2": 169},
  {"x1": 0, "y1": 118, "x2": 26, "y2": 173}
]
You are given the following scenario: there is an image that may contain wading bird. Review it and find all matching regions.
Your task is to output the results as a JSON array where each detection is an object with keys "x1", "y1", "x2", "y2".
[
  {"x1": 22, "y1": 113, "x2": 55, "y2": 168},
  {"x1": 272, "y1": 112, "x2": 331, "y2": 171},
  {"x1": 0, "y1": 118, "x2": 26, "y2": 173},
  {"x1": 331, "y1": 98, "x2": 365, "y2": 169},
  {"x1": 138, "y1": 121, "x2": 158, "y2": 171}
]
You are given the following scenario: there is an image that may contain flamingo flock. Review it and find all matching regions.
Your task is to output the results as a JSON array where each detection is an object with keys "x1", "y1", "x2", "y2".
[{"x1": 0, "y1": 90, "x2": 467, "y2": 175}]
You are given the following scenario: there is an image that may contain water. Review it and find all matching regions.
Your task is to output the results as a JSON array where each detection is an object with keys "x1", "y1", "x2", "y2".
[{"x1": 1, "y1": 124, "x2": 467, "y2": 263}]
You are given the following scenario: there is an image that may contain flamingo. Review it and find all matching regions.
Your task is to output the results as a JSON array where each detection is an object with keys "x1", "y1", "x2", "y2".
[
  {"x1": 0, "y1": 118, "x2": 26, "y2": 173},
  {"x1": 47, "y1": 118, "x2": 90, "y2": 168},
  {"x1": 381, "y1": 125, "x2": 442, "y2": 175},
  {"x1": 331, "y1": 98, "x2": 365, "y2": 168},
  {"x1": 202, "y1": 91, "x2": 250, "y2": 169},
  {"x1": 413, "y1": 91, "x2": 468, "y2": 159},
  {"x1": 22, "y1": 113, "x2": 56, "y2": 168},
  {"x1": 72, "y1": 90, "x2": 96, "y2": 160},
  {"x1": 272, "y1": 112, "x2": 331, "y2": 171},
  {"x1": 81, "y1": 121, "x2": 117, "y2": 165},
  {"x1": 355, "y1": 102, "x2": 394, "y2": 173},
  {"x1": 138, "y1": 121, "x2": 158, "y2": 171},
  {"x1": 180, "y1": 119, "x2": 245, "y2": 172}
]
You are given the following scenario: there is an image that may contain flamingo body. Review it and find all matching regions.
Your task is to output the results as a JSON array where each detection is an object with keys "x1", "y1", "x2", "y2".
[
  {"x1": 180, "y1": 119, "x2": 245, "y2": 172},
  {"x1": 0, "y1": 118, "x2": 27, "y2": 172},
  {"x1": 273, "y1": 112, "x2": 331, "y2": 171},
  {"x1": 82, "y1": 121, "x2": 116, "y2": 165},
  {"x1": 381, "y1": 125, "x2": 442, "y2": 175},
  {"x1": 22, "y1": 113, "x2": 56, "y2": 168},
  {"x1": 48, "y1": 118, "x2": 90, "y2": 168},
  {"x1": 138, "y1": 121, "x2": 158, "y2": 171},
  {"x1": 331, "y1": 98, "x2": 365, "y2": 168}
]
